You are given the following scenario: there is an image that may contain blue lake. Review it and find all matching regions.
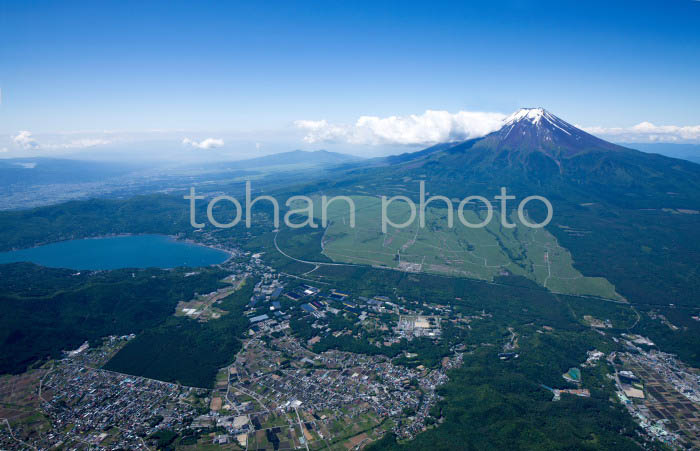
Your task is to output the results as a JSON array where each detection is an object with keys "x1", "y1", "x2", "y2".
[{"x1": 0, "y1": 234, "x2": 230, "y2": 270}]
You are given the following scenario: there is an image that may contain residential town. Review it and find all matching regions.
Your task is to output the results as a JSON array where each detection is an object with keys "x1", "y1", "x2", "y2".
[{"x1": 3, "y1": 249, "x2": 700, "y2": 450}]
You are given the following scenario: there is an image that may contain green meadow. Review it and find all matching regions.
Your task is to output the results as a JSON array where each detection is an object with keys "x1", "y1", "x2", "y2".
[{"x1": 292, "y1": 195, "x2": 621, "y2": 300}]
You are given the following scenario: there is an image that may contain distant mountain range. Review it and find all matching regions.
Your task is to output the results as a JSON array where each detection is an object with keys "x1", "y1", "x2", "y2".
[
  {"x1": 0, "y1": 158, "x2": 144, "y2": 186},
  {"x1": 187, "y1": 149, "x2": 362, "y2": 172},
  {"x1": 0, "y1": 150, "x2": 361, "y2": 210},
  {"x1": 0, "y1": 150, "x2": 360, "y2": 185},
  {"x1": 243, "y1": 149, "x2": 362, "y2": 167}
]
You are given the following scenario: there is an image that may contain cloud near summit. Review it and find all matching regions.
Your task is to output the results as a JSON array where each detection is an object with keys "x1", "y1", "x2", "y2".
[
  {"x1": 295, "y1": 110, "x2": 700, "y2": 146},
  {"x1": 295, "y1": 110, "x2": 506, "y2": 146},
  {"x1": 581, "y1": 122, "x2": 700, "y2": 143}
]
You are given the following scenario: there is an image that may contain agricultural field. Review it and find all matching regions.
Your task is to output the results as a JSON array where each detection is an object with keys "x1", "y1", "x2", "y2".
[
  {"x1": 293, "y1": 195, "x2": 621, "y2": 300},
  {"x1": 0, "y1": 365, "x2": 52, "y2": 448}
]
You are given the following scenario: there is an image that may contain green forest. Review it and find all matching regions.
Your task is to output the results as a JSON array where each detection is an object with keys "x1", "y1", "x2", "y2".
[
  {"x1": 0, "y1": 263, "x2": 227, "y2": 374},
  {"x1": 104, "y1": 279, "x2": 254, "y2": 387},
  {"x1": 368, "y1": 346, "x2": 641, "y2": 451}
]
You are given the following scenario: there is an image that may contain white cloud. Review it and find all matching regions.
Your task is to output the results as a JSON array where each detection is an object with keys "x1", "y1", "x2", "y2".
[
  {"x1": 294, "y1": 120, "x2": 350, "y2": 144},
  {"x1": 182, "y1": 137, "x2": 225, "y2": 149},
  {"x1": 296, "y1": 110, "x2": 700, "y2": 146},
  {"x1": 580, "y1": 122, "x2": 700, "y2": 143},
  {"x1": 10, "y1": 132, "x2": 111, "y2": 151},
  {"x1": 12, "y1": 131, "x2": 40, "y2": 149},
  {"x1": 295, "y1": 110, "x2": 506, "y2": 146},
  {"x1": 0, "y1": 147, "x2": 7, "y2": 153}
]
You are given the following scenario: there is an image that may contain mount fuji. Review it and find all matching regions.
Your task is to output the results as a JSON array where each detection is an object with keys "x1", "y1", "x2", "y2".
[
  {"x1": 483, "y1": 107, "x2": 623, "y2": 157},
  {"x1": 366, "y1": 107, "x2": 700, "y2": 209},
  {"x1": 302, "y1": 107, "x2": 700, "y2": 314}
]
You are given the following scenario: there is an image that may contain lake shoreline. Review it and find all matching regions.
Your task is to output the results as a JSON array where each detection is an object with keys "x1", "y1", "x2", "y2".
[{"x1": 0, "y1": 233, "x2": 233, "y2": 270}]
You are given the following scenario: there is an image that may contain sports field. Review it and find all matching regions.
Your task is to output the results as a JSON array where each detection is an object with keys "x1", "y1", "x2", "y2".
[{"x1": 296, "y1": 195, "x2": 621, "y2": 300}]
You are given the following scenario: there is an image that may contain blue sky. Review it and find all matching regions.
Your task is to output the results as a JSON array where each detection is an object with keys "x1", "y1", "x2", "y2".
[{"x1": 1, "y1": 0, "x2": 699, "y2": 158}]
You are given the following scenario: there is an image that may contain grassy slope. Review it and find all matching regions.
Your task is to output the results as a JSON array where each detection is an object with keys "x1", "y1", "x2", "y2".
[{"x1": 294, "y1": 195, "x2": 620, "y2": 299}]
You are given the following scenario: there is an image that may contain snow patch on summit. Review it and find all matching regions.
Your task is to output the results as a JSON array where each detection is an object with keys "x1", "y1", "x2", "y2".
[
  {"x1": 502, "y1": 108, "x2": 573, "y2": 136},
  {"x1": 503, "y1": 107, "x2": 547, "y2": 125}
]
